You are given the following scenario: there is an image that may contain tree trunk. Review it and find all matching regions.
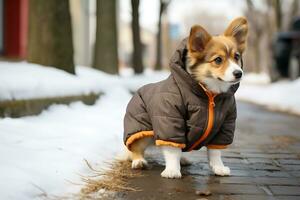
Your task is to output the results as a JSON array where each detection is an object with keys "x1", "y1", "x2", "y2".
[
  {"x1": 155, "y1": 0, "x2": 170, "y2": 70},
  {"x1": 289, "y1": 0, "x2": 299, "y2": 27},
  {"x1": 93, "y1": 0, "x2": 119, "y2": 74},
  {"x1": 274, "y1": 0, "x2": 282, "y2": 31},
  {"x1": 131, "y1": 0, "x2": 144, "y2": 74},
  {"x1": 27, "y1": 0, "x2": 75, "y2": 74},
  {"x1": 154, "y1": 0, "x2": 164, "y2": 70}
]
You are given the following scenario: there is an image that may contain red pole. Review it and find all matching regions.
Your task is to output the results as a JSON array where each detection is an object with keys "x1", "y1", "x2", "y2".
[{"x1": 4, "y1": 0, "x2": 28, "y2": 59}]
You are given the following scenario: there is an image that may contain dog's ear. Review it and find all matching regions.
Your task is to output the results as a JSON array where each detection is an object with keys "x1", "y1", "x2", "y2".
[
  {"x1": 224, "y1": 17, "x2": 248, "y2": 53},
  {"x1": 188, "y1": 25, "x2": 211, "y2": 52}
]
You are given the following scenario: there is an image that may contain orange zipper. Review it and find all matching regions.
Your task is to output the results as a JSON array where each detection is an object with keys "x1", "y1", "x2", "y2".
[{"x1": 188, "y1": 86, "x2": 217, "y2": 151}]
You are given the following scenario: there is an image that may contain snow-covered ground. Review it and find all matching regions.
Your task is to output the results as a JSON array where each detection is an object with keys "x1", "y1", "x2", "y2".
[
  {"x1": 0, "y1": 93, "x2": 128, "y2": 199},
  {"x1": 1, "y1": 62, "x2": 300, "y2": 199},
  {"x1": 0, "y1": 62, "x2": 168, "y2": 101},
  {"x1": 236, "y1": 73, "x2": 300, "y2": 115},
  {"x1": 0, "y1": 62, "x2": 169, "y2": 199}
]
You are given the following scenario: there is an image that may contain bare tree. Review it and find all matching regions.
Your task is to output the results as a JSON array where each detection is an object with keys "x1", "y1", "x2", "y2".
[
  {"x1": 245, "y1": 0, "x2": 264, "y2": 73},
  {"x1": 288, "y1": 0, "x2": 299, "y2": 27},
  {"x1": 28, "y1": 0, "x2": 75, "y2": 74},
  {"x1": 93, "y1": 0, "x2": 119, "y2": 74},
  {"x1": 154, "y1": 0, "x2": 170, "y2": 70},
  {"x1": 274, "y1": 0, "x2": 282, "y2": 31},
  {"x1": 131, "y1": 0, "x2": 144, "y2": 74}
]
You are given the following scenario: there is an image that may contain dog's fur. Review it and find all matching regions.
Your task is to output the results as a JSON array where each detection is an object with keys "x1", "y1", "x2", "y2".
[{"x1": 126, "y1": 17, "x2": 248, "y2": 178}]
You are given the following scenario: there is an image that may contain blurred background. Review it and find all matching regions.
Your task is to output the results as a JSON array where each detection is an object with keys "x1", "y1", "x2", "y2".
[{"x1": 1, "y1": 0, "x2": 300, "y2": 77}]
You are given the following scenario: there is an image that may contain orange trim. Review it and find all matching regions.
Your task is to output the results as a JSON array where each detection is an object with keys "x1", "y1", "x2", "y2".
[
  {"x1": 206, "y1": 144, "x2": 228, "y2": 149},
  {"x1": 188, "y1": 83, "x2": 217, "y2": 151},
  {"x1": 156, "y1": 140, "x2": 186, "y2": 149},
  {"x1": 126, "y1": 131, "x2": 154, "y2": 150}
]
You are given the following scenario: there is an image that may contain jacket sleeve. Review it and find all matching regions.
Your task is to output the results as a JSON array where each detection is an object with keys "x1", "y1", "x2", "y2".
[
  {"x1": 151, "y1": 93, "x2": 187, "y2": 149},
  {"x1": 207, "y1": 98, "x2": 237, "y2": 149}
]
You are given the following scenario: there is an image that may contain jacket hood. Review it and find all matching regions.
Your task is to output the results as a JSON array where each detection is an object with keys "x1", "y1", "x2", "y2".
[{"x1": 169, "y1": 38, "x2": 239, "y2": 97}]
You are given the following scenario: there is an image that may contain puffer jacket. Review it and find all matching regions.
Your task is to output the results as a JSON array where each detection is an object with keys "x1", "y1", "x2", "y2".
[{"x1": 123, "y1": 39, "x2": 238, "y2": 152}]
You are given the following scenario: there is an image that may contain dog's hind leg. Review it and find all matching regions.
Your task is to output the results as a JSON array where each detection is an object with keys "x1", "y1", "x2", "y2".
[
  {"x1": 130, "y1": 137, "x2": 154, "y2": 169},
  {"x1": 161, "y1": 146, "x2": 182, "y2": 178}
]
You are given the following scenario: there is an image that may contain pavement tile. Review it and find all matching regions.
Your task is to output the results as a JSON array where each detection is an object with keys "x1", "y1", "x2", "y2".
[
  {"x1": 247, "y1": 158, "x2": 275, "y2": 164},
  {"x1": 196, "y1": 184, "x2": 266, "y2": 195},
  {"x1": 269, "y1": 186, "x2": 300, "y2": 195},
  {"x1": 248, "y1": 163, "x2": 281, "y2": 171},
  {"x1": 289, "y1": 171, "x2": 300, "y2": 177},
  {"x1": 219, "y1": 177, "x2": 255, "y2": 184},
  {"x1": 254, "y1": 177, "x2": 300, "y2": 186},
  {"x1": 186, "y1": 167, "x2": 210, "y2": 176},
  {"x1": 276, "y1": 196, "x2": 300, "y2": 200},
  {"x1": 230, "y1": 169, "x2": 252, "y2": 177},
  {"x1": 277, "y1": 159, "x2": 300, "y2": 165},
  {"x1": 281, "y1": 165, "x2": 300, "y2": 170},
  {"x1": 221, "y1": 195, "x2": 276, "y2": 200},
  {"x1": 228, "y1": 148, "x2": 265, "y2": 153},
  {"x1": 219, "y1": 177, "x2": 300, "y2": 186},
  {"x1": 240, "y1": 153, "x2": 298, "y2": 159},
  {"x1": 251, "y1": 170, "x2": 291, "y2": 178},
  {"x1": 225, "y1": 163, "x2": 251, "y2": 170},
  {"x1": 223, "y1": 157, "x2": 247, "y2": 164}
]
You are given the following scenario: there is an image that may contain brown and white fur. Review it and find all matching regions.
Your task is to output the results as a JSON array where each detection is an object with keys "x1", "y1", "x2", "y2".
[{"x1": 126, "y1": 17, "x2": 248, "y2": 179}]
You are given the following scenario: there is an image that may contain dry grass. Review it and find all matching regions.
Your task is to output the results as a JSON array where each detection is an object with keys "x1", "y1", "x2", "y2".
[
  {"x1": 37, "y1": 159, "x2": 142, "y2": 200},
  {"x1": 78, "y1": 159, "x2": 142, "y2": 199}
]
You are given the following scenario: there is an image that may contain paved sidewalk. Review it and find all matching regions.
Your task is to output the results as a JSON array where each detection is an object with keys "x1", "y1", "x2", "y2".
[{"x1": 118, "y1": 102, "x2": 300, "y2": 200}]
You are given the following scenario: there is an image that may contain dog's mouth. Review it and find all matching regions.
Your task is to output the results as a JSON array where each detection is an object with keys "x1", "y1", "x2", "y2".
[{"x1": 217, "y1": 77, "x2": 241, "y2": 84}]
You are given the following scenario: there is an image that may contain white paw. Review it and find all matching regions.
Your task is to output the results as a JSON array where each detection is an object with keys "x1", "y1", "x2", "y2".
[
  {"x1": 131, "y1": 158, "x2": 147, "y2": 169},
  {"x1": 210, "y1": 165, "x2": 230, "y2": 176},
  {"x1": 161, "y1": 168, "x2": 182, "y2": 179},
  {"x1": 180, "y1": 157, "x2": 192, "y2": 166}
]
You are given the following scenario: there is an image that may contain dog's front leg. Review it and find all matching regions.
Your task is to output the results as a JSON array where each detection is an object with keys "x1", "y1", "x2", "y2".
[
  {"x1": 161, "y1": 146, "x2": 182, "y2": 178},
  {"x1": 207, "y1": 149, "x2": 230, "y2": 176}
]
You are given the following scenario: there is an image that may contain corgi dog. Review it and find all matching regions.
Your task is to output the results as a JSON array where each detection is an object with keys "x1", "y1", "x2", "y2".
[{"x1": 124, "y1": 17, "x2": 248, "y2": 178}]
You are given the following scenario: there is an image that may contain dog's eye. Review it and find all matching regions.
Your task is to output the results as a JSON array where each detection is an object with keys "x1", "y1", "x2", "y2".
[
  {"x1": 234, "y1": 53, "x2": 240, "y2": 61},
  {"x1": 214, "y1": 57, "x2": 223, "y2": 65}
]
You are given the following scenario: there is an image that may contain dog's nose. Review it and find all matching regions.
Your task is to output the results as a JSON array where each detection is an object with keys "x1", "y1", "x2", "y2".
[{"x1": 233, "y1": 70, "x2": 242, "y2": 79}]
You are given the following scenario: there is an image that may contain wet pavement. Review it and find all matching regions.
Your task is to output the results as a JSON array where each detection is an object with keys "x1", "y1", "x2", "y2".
[{"x1": 118, "y1": 102, "x2": 300, "y2": 200}]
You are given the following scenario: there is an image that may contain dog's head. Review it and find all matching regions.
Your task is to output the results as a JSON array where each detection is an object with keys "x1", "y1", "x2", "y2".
[{"x1": 186, "y1": 17, "x2": 248, "y2": 92}]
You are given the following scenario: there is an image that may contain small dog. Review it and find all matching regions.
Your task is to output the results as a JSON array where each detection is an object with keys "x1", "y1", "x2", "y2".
[{"x1": 123, "y1": 17, "x2": 248, "y2": 178}]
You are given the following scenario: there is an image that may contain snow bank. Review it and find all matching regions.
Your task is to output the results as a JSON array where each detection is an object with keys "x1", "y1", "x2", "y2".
[
  {"x1": 237, "y1": 75, "x2": 300, "y2": 115},
  {"x1": 240, "y1": 72, "x2": 270, "y2": 84},
  {"x1": 0, "y1": 62, "x2": 97, "y2": 101},
  {"x1": 0, "y1": 62, "x2": 169, "y2": 199},
  {"x1": 0, "y1": 90, "x2": 130, "y2": 199},
  {"x1": 0, "y1": 62, "x2": 169, "y2": 101}
]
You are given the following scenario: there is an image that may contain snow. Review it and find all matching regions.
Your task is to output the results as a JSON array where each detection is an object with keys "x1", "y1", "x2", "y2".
[
  {"x1": 0, "y1": 91, "x2": 129, "y2": 199},
  {"x1": 239, "y1": 72, "x2": 271, "y2": 85},
  {"x1": 0, "y1": 62, "x2": 169, "y2": 199},
  {"x1": 1, "y1": 62, "x2": 300, "y2": 199},
  {"x1": 0, "y1": 61, "x2": 169, "y2": 101},
  {"x1": 237, "y1": 76, "x2": 300, "y2": 115}
]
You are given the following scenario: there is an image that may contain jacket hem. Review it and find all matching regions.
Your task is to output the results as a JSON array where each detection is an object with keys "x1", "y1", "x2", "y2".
[
  {"x1": 206, "y1": 144, "x2": 228, "y2": 149},
  {"x1": 155, "y1": 140, "x2": 186, "y2": 148},
  {"x1": 125, "y1": 131, "x2": 154, "y2": 150}
]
